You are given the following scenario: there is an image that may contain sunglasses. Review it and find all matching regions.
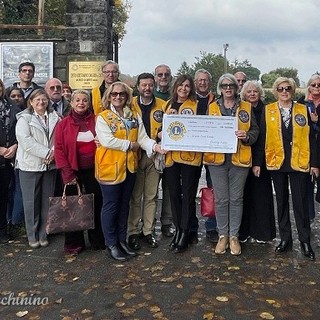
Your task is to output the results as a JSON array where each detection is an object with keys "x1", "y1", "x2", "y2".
[
  {"x1": 220, "y1": 83, "x2": 236, "y2": 90},
  {"x1": 310, "y1": 83, "x2": 320, "y2": 88},
  {"x1": 276, "y1": 86, "x2": 292, "y2": 93},
  {"x1": 49, "y1": 85, "x2": 62, "y2": 91},
  {"x1": 157, "y1": 73, "x2": 170, "y2": 78},
  {"x1": 110, "y1": 91, "x2": 126, "y2": 98}
]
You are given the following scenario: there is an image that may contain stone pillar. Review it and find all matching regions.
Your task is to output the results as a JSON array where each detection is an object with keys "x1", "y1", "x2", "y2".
[{"x1": 54, "y1": 0, "x2": 114, "y2": 84}]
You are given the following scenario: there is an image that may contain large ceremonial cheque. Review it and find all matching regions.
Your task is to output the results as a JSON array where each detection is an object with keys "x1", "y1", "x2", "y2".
[{"x1": 162, "y1": 114, "x2": 238, "y2": 153}]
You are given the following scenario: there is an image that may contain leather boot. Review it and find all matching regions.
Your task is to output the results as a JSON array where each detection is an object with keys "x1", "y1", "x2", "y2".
[
  {"x1": 107, "y1": 245, "x2": 127, "y2": 261},
  {"x1": 119, "y1": 241, "x2": 137, "y2": 257},
  {"x1": 169, "y1": 227, "x2": 181, "y2": 250},
  {"x1": 173, "y1": 229, "x2": 189, "y2": 253},
  {"x1": 300, "y1": 242, "x2": 315, "y2": 261}
]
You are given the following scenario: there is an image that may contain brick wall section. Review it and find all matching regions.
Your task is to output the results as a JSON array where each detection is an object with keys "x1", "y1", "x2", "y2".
[{"x1": 55, "y1": 0, "x2": 114, "y2": 82}]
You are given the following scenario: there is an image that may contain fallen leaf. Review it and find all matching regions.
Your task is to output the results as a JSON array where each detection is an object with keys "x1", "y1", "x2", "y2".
[
  {"x1": 116, "y1": 301, "x2": 125, "y2": 307},
  {"x1": 123, "y1": 292, "x2": 136, "y2": 300},
  {"x1": 16, "y1": 311, "x2": 28, "y2": 318},
  {"x1": 266, "y1": 299, "x2": 276, "y2": 304},
  {"x1": 150, "y1": 305, "x2": 161, "y2": 312},
  {"x1": 228, "y1": 266, "x2": 240, "y2": 270},
  {"x1": 260, "y1": 312, "x2": 275, "y2": 319},
  {"x1": 216, "y1": 296, "x2": 229, "y2": 302},
  {"x1": 203, "y1": 312, "x2": 214, "y2": 320},
  {"x1": 55, "y1": 298, "x2": 63, "y2": 304},
  {"x1": 72, "y1": 277, "x2": 80, "y2": 281}
]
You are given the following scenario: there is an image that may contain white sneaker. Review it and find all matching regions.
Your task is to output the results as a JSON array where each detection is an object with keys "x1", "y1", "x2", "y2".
[
  {"x1": 229, "y1": 236, "x2": 241, "y2": 255},
  {"x1": 29, "y1": 241, "x2": 40, "y2": 249},
  {"x1": 215, "y1": 236, "x2": 228, "y2": 255}
]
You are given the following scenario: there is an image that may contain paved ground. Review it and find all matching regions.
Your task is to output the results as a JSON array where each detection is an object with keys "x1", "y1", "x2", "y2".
[{"x1": 1, "y1": 170, "x2": 320, "y2": 320}]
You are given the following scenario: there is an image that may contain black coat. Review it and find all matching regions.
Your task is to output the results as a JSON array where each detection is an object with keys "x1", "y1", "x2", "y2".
[{"x1": 0, "y1": 98, "x2": 19, "y2": 167}]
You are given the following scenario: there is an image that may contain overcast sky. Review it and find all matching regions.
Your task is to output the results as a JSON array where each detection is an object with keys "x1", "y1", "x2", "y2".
[{"x1": 119, "y1": 0, "x2": 319, "y2": 85}]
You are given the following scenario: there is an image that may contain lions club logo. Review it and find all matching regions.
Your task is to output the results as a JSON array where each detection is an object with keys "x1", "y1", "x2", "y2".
[
  {"x1": 167, "y1": 121, "x2": 187, "y2": 141},
  {"x1": 294, "y1": 114, "x2": 306, "y2": 126}
]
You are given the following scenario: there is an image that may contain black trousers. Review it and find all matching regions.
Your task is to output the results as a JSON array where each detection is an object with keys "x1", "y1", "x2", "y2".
[
  {"x1": 271, "y1": 171, "x2": 311, "y2": 243},
  {"x1": 165, "y1": 162, "x2": 201, "y2": 231}
]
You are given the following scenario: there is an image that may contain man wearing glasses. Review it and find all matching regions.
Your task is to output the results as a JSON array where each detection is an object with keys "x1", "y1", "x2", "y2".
[
  {"x1": 154, "y1": 64, "x2": 172, "y2": 101},
  {"x1": 153, "y1": 64, "x2": 174, "y2": 237},
  {"x1": 91, "y1": 60, "x2": 120, "y2": 115},
  {"x1": 45, "y1": 78, "x2": 71, "y2": 118},
  {"x1": 12, "y1": 62, "x2": 42, "y2": 99}
]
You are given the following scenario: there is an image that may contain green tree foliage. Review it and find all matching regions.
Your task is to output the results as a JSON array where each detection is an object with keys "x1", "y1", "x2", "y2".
[
  {"x1": 261, "y1": 67, "x2": 300, "y2": 88},
  {"x1": 177, "y1": 51, "x2": 260, "y2": 94},
  {"x1": 230, "y1": 59, "x2": 260, "y2": 81},
  {"x1": 1, "y1": 0, "x2": 66, "y2": 36},
  {"x1": 113, "y1": 0, "x2": 132, "y2": 42}
]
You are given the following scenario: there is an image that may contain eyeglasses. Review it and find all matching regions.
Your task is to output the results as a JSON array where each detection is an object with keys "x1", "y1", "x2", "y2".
[
  {"x1": 310, "y1": 83, "x2": 320, "y2": 88},
  {"x1": 49, "y1": 85, "x2": 62, "y2": 91},
  {"x1": 157, "y1": 73, "x2": 170, "y2": 78},
  {"x1": 110, "y1": 91, "x2": 126, "y2": 98},
  {"x1": 276, "y1": 86, "x2": 292, "y2": 93},
  {"x1": 220, "y1": 83, "x2": 236, "y2": 90},
  {"x1": 20, "y1": 69, "x2": 33, "y2": 73},
  {"x1": 103, "y1": 70, "x2": 118, "y2": 75}
]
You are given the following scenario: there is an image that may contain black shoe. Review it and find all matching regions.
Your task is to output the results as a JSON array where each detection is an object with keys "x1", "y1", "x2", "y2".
[
  {"x1": 128, "y1": 235, "x2": 141, "y2": 251},
  {"x1": 119, "y1": 241, "x2": 137, "y2": 257},
  {"x1": 275, "y1": 240, "x2": 292, "y2": 253},
  {"x1": 206, "y1": 230, "x2": 219, "y2": 243},
  {"x1": 143, "y1": 234, "x2": 159, "y2": 248},
  {"x1": 188, "y1": 231, "x2": 198, "y2": 244},
  {"x1": 300, "y1": 242, "x2": 315, "y2": 261},
  {"x1": 174, "y1": 230, "x2": 189, "y2": 253},
  {"x1": 107, "y1": 245, "x2": 127, "y2": 261},
  {"x1": 161, "y1": 224, "x2": 174, "y2": 237},
  {"x1": 0, "y1": 233, "x2": 10, "y2": 244},
  {"x1": 169, "y1": 228, "x2": 181, "y2": 250}
]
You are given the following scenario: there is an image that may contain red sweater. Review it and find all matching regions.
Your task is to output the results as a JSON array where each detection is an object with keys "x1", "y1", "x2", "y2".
[{"x1": 54, "y1": 110, "x2": 96, "y2": 184}]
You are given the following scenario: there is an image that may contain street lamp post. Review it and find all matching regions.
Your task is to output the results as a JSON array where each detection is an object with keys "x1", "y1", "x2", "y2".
[{"x1": 223, "y1": 43, "x2": 229, "y2": 73}]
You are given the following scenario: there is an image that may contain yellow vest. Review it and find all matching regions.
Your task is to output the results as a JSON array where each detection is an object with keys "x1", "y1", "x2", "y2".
[
  {"x1": 203, "y1": 100, "x2": 252, "y2": 167},
  {"x1": 92, "y1": 86, "x2": 103, "y2": 115},
  {"x1": 95, "y1": 109, "x2": 139, "y2": 185},
  {"x1": 131, "y1": 97, "x2": 164, "y2": 140},
  {"x1": 165, "y1": 99, "x2": 202, "y2": 167},
  {"x1": 265, "y1": 102, "x2": 310, "y2": 172}
]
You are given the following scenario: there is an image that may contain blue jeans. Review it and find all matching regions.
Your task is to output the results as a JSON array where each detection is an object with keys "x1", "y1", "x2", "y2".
[
  {"x1": 100, "y1": 171, "x2": 136, "y2": 246},
  {"x1": 7, "y1": 169, "x2": 24, "y2": 225},
  {"x1": 205, "y1": 217, "x2": 217, "y2": 232}
]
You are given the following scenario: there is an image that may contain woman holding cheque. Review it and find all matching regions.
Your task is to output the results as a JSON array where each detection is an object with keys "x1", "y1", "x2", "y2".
[{"x1": 203, "y1": 73, "x2": 259, "y2": 256}]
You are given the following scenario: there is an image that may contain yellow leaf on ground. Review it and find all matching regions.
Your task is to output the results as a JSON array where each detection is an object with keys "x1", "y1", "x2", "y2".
[
  {"x1": 260, "y1": 312, "x2": 275, "y2": 319},
  {"x1": 216, "y1": 296, "x2": 229, "y2": 302},
  {"x1": 16, "y1": 311, "x2": 28, "y2": 318}
]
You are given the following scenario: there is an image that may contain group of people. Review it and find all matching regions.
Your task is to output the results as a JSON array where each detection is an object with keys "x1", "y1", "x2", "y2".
[{"x1": 1, "y1": 59, "x2": 319, "y2": 263}]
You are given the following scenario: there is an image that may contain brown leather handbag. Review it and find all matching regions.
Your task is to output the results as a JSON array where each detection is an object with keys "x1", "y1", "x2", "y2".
[
  {"x1": 46, "y1": 183, "x2": 95, "y2": 234},
  {"x1": 199, "y1": 187, "x2": 215, "y2": 218}
]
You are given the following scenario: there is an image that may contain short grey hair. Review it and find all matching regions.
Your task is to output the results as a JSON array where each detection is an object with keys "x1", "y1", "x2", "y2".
[
  {"x1": 194, "y1": 69, "x2": 212, "y2": 83},
  {"x1": 240, "y1": 80, "x2": 265, "y2": 101},
  {"x1": 216, "y1": 73, "x2": 239, "y2": 96}
]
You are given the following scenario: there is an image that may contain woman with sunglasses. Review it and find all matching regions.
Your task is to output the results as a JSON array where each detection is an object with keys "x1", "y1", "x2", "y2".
[
  {"x1": 297, "y1": 73, "x2": 320, "y2": 221},
  {"x1": 95, "y1": 81, "x2": 165, "y2": 261},
  {"x1": 254, "y1": 77, "x2": 319, "y2": 261},
  {"x1": 203, "y1": 73, "x2": 259, "y2": 256}
]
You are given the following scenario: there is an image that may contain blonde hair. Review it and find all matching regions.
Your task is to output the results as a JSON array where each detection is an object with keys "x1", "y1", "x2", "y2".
[
  {"x1": 272, "y1": 77, "x2": 296, "y2": 99},
  {"x1": 101, "y1": 81, "x2": 132, "y2": 111}
]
